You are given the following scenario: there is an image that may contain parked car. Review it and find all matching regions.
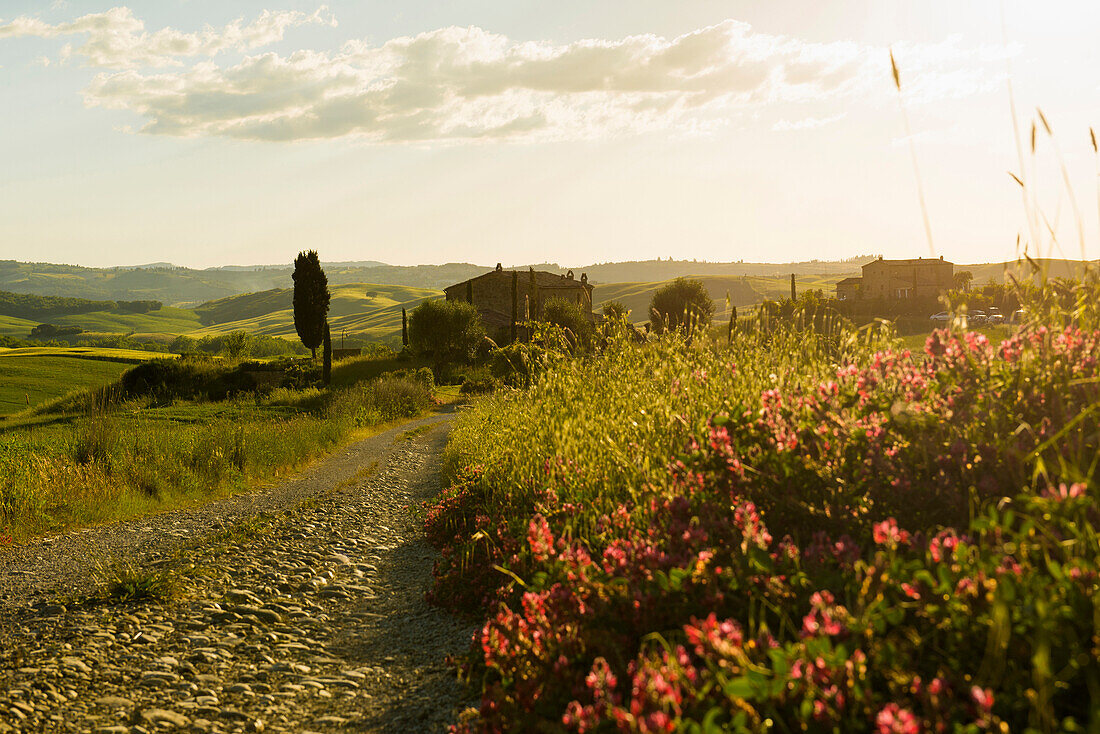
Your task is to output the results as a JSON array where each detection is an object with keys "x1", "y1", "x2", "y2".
[
  {"x1": 969, "y1": 310, "x2": 987, "y2": 324},
  {"x1": 930, "y1": 311, "x2": 951, "y2": 323},
  {"x1": 987, "y1": 308, "x2": 1004, "y2": 324}
]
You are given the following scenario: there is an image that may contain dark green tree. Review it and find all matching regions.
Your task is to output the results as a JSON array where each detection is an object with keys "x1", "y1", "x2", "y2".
[
  {"x1": 322, "y1": 321, "x2": 332, "y2": 385},
  {"x1": 223, "y1": 330, "x2": 254, "y2": 359},
  {"x1": 408, "y1": 299, "x2": 485, "y2": 362},
  {"x1": 649, "y1": 277, "x2": 715, "y2": 334},
  {"x1": 292, "y1": 250, "x2": 330, "y2": 359}
]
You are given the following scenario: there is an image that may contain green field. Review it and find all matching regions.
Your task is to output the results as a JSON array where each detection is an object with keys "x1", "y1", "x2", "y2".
[
  {"x1": 0, "y1": 353, "x2": 140, "y2": 416},
  {"x1": 0, "y1": 306, "x2": 201, "y2": 338}
]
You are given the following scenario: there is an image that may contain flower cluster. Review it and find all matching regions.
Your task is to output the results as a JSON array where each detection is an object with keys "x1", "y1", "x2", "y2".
[{"x1": 423, "y1": 326, "x2": 1100, "y2": 731}]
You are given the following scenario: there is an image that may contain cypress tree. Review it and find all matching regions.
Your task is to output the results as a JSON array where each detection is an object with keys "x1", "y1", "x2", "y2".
[
  {"x1": 322, "y1": 321, "x2": 332, "y2": 385},
  {"x1": 292, "y1": 250, "x2": 330, "y2": 359}
]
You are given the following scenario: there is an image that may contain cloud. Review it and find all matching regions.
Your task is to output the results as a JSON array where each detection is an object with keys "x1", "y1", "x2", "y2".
[
  {"x1": 772, "y1": 113, "x2": 847, "y2": 131},
  {"x1": 0, "y1": 6, "x2": 334, "y2": 68},
  {"x1": 6, "y1": 8, "x2": 1013, "y2": 144}
]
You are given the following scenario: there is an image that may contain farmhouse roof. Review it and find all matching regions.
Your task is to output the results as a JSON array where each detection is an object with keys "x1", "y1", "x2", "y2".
[{"x1": 444, "y1": 265, "x2": 593, "y2": 294}]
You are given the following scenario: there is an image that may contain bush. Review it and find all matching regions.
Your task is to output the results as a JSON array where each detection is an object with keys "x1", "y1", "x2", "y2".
[
  {"x1": 326, "y1": 374, "x2": 433, "y2": 428},
  {"x1": 649, "y1": 277, "x2": 714, "y2": 334},
  {"x1": 424, "y1": 319, "x2": 1100, "y2": 732},
  {"x1": 488, "y1": 343, "x2": 546, "y2": 388},
  {"x1": 541, "y1": 297, "x2": 595, "y2": 352},
  {"x1": 460, "y1": 377, "x2": 497, "y2": 395},
  {"x1": 408, "y1": 299, "x2": 485, "y2": 363}
]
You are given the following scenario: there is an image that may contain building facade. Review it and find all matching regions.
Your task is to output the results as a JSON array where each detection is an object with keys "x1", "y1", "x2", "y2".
[
  {"x1": 835, "y1": 257, "x2": 953, "y2": 300},
  {"x1": 444, "y1": 264, "x2": 594, "y2": 343}
]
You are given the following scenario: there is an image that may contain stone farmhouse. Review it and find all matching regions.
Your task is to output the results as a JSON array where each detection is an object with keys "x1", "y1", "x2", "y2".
[
  {"x1": 835, "y1": 256, "x2": 953, "y2": 300},
  {"x1": 444, "y1": 264, "x2": 594, "y2": 344}
]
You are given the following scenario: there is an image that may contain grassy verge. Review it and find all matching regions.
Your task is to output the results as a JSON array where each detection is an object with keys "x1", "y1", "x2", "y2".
[{"x1": 0, "y1": 358, "x2": 436, "y2": 543}]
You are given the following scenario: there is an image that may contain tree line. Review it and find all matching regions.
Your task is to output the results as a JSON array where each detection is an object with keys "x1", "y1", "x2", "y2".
[{"x1": 0, "y1": 290, "x2": 163, "y2": 319}]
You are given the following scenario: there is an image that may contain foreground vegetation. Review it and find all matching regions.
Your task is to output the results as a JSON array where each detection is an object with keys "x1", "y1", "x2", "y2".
[
  {"x1": 0, "y1": 354, "x2": 436, "y2": 542},
  {"x1": 426, "y1": 282, "x2": 1100, "y2": 732}
]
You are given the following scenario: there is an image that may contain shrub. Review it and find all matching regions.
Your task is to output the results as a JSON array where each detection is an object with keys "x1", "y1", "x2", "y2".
[
  {"x1": 326, "y1": 374, "x2": 433, "y2": 428},
  {"x1": 601, "y1": 300, "x2": 629, "y2": 323},
  {"x1": 408, "y1": 299, "x2": 485, "y2": 363},
  {"x1": 488, "y1": 343, "x2": 546, "y2": 388},
  {"x1": 541, "y1": 297, "x2": 595, "y2": 352},
  {"x1": 649, "y1": 277, "x2": 714, "y2": 334},
  {"x1": 425, "y1": 319, "x2": 1100, "y2": 732},
  {"x1": 223, "y1": 330, "x2": 254, "y2": 358},
  {"x1": 460, "y1": 377, "x2": 497, "y2": 395}
]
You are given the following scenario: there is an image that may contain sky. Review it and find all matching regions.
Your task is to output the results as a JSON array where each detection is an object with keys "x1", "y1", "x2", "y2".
[{"x1": 1, "y1": 1, "x2": 1098, "y2": 269}]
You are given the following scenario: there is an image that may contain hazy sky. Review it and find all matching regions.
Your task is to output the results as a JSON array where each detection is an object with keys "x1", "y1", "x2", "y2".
[{"x1": 1, "y1": 1, "x2": 1098, "y2": 268}]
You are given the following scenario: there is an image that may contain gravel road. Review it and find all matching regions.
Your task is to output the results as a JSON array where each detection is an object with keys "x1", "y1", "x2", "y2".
[{"x1": 0, "y1": 409, "x2": 477, "y2": 733}]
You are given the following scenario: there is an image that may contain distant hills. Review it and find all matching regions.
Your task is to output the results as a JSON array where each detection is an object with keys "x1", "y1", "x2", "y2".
[
  {"x1": 0, "y1": 256, "x2": 1094, "y2": 347},
  {"x1": 0, "y1": 260, "x2": 485, "y2": 306},
  {"x1": 191, "y1": 283, "x2": 440, "y2": 344}
]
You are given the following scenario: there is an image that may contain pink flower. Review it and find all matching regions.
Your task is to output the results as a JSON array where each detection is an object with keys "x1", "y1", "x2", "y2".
[
  {"x1": 876, "y1": 703, "x2": 919, "y2": 734},
  {"x1": 873, "y1": 518, "x2": 911, "y2": 548},
  {"x1": 527, "y1": 514, "x2": 555, "y2": 562},
  {"x1": 971, "y1": 686, "x2": 994, "y2": 712},
  {"x1": 1042, "y1": 482, "x2": 1086, "y2": 501}
]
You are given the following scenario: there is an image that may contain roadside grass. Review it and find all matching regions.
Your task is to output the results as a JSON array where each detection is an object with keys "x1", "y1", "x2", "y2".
[{"x1": 0, "y1": 354, "x2": 437, "y2": 542}]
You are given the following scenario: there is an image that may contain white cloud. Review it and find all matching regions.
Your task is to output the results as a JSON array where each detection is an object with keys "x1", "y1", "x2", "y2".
[
  {"x1": 5, "y1": 9, "x2": 1013, "y2": 144},
  {"x1": 772, "y1": 113, "x2": 847, "y2": 131},
  {"x1": 0, "y1": 6, "x2": 334, "y2": 68}
]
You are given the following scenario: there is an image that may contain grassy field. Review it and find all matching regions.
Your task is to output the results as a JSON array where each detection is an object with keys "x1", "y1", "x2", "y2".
[
  {"x1": 0, "y1": 282, "x2": 440, "y2": 346},
  {"x1": 0, "y1": 353, "x2": 436, "y2": 541},
  {"x1": 0, "y1": 350, "x2": 169, "y2": 416},
  {"x1": 0, "y1": 306, "x2": 201, "y2": 337}
]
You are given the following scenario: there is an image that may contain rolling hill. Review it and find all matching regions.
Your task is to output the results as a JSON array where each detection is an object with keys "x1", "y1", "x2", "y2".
[{"x1": 190, "y1": 283, "x2": 441, "y2": 344}]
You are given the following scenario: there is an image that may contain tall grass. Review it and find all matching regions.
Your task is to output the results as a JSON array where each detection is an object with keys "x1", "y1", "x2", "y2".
[
  {"x1": 0, "y1": 368, "x2": 433, "y2": 540},
  {"x1": 444, "y1": 323, "x2": 890, "y2": 533}
]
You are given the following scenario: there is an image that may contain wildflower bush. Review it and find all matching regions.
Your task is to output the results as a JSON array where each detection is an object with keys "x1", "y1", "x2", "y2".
[{"x1": 426, "y1": 318, "x2": 1100, "y2": 732}]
